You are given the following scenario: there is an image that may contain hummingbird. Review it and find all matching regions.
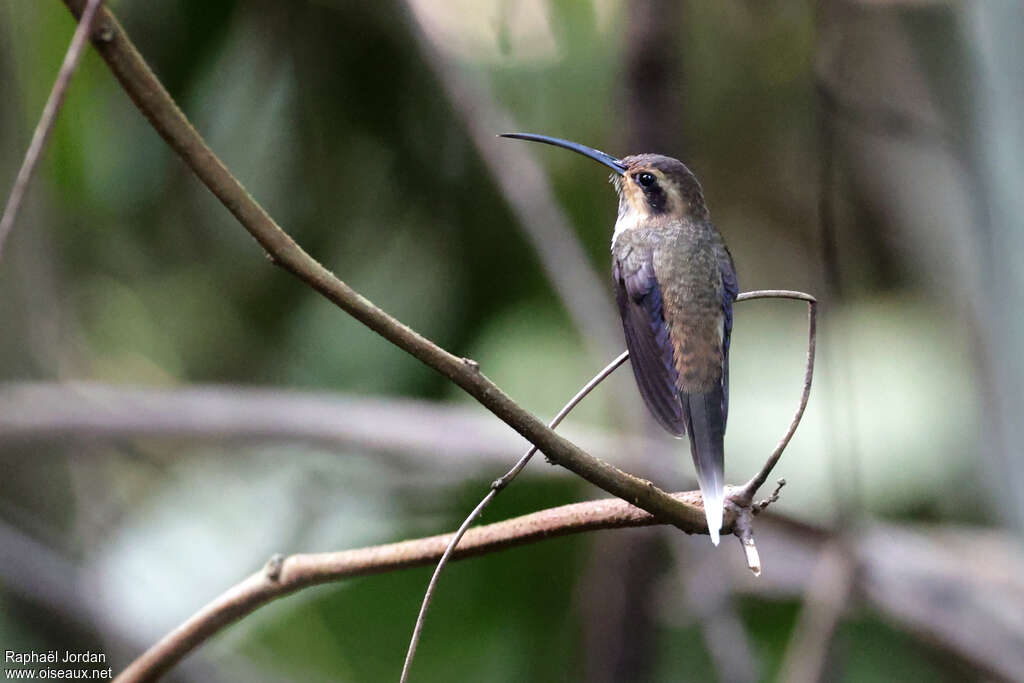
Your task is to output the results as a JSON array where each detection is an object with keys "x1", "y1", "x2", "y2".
[{"x1": 501, "y1": 133, "x2": 738, "y2": 545}]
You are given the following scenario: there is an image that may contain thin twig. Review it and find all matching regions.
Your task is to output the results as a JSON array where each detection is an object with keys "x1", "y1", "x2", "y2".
[
  {"x1": 399, "y1": 352, "x2": 628, "y2": 683},
  {"x1": 735, "y1": 291, "x2": 818, "y2": 503},
  {"x1": 58, "y1": 0, "x2": 711, "y2": 544},
  {"x1": 0, "y1": 0, "x2": 103, "y2": 259}
]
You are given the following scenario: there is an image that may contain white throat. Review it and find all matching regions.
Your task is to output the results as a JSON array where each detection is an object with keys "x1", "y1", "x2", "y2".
[{"x1": 611, "y1": 206, "x2": 643, "y2": 246}]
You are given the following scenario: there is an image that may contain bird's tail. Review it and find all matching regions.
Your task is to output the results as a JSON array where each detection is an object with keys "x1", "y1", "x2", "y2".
[{"x1": 684, "y1": 388, "x2": 726, "y2": 545}]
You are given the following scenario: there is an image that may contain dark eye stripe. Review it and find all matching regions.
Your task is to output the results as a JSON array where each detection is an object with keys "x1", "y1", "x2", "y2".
[{"x1": 646, "y1": 186, "x2": 667, "y2": 212}]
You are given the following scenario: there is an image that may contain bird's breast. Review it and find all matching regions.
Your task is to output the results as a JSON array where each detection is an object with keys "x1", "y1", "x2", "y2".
[{"x1": 653, "y1": 238, "x2": 725, "y2": 394}]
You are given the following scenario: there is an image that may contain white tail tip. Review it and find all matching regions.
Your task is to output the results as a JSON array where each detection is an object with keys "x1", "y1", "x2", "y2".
[{"x1": 704, "y1": 496, "x2": 723, "y2": 546}]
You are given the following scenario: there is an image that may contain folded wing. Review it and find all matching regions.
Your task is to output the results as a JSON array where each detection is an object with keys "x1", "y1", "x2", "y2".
[{"x1": 613, "y1": 250, "x2": 686, "y2": 436}]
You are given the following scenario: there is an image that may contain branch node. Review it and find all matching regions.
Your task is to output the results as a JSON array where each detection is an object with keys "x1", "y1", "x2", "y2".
[
  {"x1": 754, "y1": 478, "x2": 787, "y2": 515},
  {"x1": 264, "y1": 553, "x2": 285, "y2": 582},
  {"x1": 461, "y1": 357, "x2": 480, "y2": 372},
  {"x1": 264, "y1": 251, "x2": 279, "y2": 266},
  {"x1": 95, "y1": 23, "x2": 114, "y2": 43},
  {"x1": 490, "y1": 477, "x2": 506, "y2": 491}
]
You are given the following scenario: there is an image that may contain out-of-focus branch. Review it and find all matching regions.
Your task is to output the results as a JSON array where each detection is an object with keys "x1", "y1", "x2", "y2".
[
  {"x1": 0, "y1": 518, "x2": 95, "y2": 628},
  {"x1": 623, "y1": 0, "x2": 685, "y2": 155},
  {"x1": 59, "y1": 0, "x2": 712, "y2": 545},
  {"x1": 855, "y1": 525, "x2": 1024, "y2": 681},
  {"x1": 0, "y1": 0, "x2": 103, "y2": 259},
  {"x1": 578, "y1": 530, "x2": 664, "y2": 683},
  {"x1": 673, "y1": 543, "x2": 760, "y2": 683},
  {"x1": 401, "y1": 0, "x2": 621, "y2": 360},
  {"x1": 0, "y1": 519, "x2": 281, "y2": 683},
  {"x1": 0, "y1": 381, "x2": 670, "y2": 471},
  {"x1": 814, "y1": 76, "x2": 948, "y2": 143},
  {"x1": 728, "y1": 519, "x2": 1024, "y2": 682},
  {"x1": 776, "y1": 542, "x2": 855, "y2": 683},
  {"x1": 114, "y1": 487, "x2": 754, "y2": 683}
]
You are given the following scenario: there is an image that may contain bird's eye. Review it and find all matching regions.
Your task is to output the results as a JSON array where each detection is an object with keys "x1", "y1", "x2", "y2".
[{"x1": 636, "y1": 172, "x2": 656, "y2": 188}]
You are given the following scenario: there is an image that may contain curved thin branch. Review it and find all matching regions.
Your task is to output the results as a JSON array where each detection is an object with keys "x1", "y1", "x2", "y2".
[
  {"x1": 734, "y1": 291, "x2": 818, "y2": 502},
  {"x1": 403, "y1": 290, "x2": 816, "y2": 676},
  {"x1": 400, "y1": 352, "x2": 629, "y2": 683},
  {"x1": 115, "y1": 488, "x2": 711, "y2": 683},
  {"x1": 59, "y1": 0, "x2": 708, "y2": 543},
  {"x1": 0, "y1": 0, "x2": 104, "y2": 259}
]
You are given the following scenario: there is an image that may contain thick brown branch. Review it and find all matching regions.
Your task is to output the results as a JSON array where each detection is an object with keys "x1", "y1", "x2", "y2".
[
  {"x1": 115, "y1": 490, "x2": 707, "y2": 683},
  {"x1": 59, "y1": 0, "x2": 708, "y2": 540}
]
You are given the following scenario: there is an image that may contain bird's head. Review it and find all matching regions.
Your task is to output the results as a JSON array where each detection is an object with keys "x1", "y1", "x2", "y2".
[{"x1": 500, "y1": 133, "x2": 708, "y2": 222}]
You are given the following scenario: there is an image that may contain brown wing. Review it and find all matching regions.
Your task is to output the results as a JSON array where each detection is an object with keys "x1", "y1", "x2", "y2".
[{"x1": 613, "y1": 249, "x2": 686, "y2": 436}]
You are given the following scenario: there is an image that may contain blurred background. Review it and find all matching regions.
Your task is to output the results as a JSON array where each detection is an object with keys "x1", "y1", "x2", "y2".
[{"x1": 2, "y1": 0, "x2": 1023, "y2": 681}]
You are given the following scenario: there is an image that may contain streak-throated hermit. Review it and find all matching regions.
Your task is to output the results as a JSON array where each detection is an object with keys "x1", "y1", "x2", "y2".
[{"x1": 501, "y1": 133, "x2": 738, "y2": 545}]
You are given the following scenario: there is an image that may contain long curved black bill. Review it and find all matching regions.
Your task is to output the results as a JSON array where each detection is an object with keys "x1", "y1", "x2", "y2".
[{"x1": 500, "y1": 133, "x2": 627, "y2": 175}]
